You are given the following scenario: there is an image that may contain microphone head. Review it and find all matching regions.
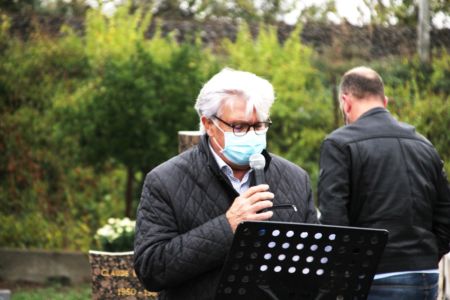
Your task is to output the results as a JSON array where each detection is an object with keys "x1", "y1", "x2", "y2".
[{"x1": 249, "y1": 153, "x2": 265, "y2": 170}]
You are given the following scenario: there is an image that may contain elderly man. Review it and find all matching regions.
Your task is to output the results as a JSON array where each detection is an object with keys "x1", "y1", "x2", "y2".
[
  {"x1": 134, "y1": 68, "x2": 318, "y2": 300},
  {"x1": 318, "y1": 66, "x2": 450, "y2": 299}
]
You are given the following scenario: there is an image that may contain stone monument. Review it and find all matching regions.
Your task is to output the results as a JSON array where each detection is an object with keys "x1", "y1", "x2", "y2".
[{"x1": 88, "y1": 250, "x2": 157, "y2": 300}]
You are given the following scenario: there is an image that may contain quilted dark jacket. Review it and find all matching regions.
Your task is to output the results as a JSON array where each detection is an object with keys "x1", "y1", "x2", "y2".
[
  {"x1": 318, "y1": 107, "x2": 450, "y2": 274},
  {"x1": 134, "y1": 134, "x2": 318, "y2": 300}
]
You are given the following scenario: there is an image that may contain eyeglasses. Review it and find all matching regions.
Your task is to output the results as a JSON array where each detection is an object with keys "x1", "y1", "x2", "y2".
[{"x1": 213, "y1": 115, "x2": 272, "y2": 136}]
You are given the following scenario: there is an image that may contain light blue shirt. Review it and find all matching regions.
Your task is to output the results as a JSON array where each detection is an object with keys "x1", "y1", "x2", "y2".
[{"x1": 209, "y1": 143, "x2": 252, "y2": 195}]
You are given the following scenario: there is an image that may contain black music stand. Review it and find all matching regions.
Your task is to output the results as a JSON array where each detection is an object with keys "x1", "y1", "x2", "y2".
[{"x1": 215, "y1": 221, "x2": 388, "y2": 300}]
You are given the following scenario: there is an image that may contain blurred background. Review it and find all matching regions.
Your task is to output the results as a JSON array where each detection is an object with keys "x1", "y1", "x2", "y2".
[{"x1": 0, "y1": 1, "x2": 449, "y2": 296}]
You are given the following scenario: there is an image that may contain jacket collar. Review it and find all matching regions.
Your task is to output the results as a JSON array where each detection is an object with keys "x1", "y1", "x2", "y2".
[{"x1": 358, "y1": 107, "x2": 389, "y2": 121}]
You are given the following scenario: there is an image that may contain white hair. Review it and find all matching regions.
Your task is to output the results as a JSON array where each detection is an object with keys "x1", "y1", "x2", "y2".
[{"x1": 194, "y1": 68, "x2": 275, "y2": 132}]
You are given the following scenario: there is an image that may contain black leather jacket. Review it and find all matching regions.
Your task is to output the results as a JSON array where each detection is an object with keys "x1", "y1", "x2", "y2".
[
  {"x1": 134, "y1": 135, "x2": 318, "y2": 300},
  {"x1": 318, "y1": 107, "x2": 450, "y2": 274}
]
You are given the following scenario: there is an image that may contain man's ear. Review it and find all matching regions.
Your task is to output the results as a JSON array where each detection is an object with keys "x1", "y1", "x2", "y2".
[
  {"x1": 383, "y1": 96, "x2": 388, "y2": 108},
  {"x1": 201, "y1": 116, "x2": 214, "y2": 137},
  {"x1": 342, "y1": 94, "x2": 352, "y2": 114}
]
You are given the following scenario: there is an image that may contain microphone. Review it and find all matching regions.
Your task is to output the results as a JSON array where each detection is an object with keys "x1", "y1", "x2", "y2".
[
  {"x1": 249, "y1": 153, "x2": 266, "y2": 185},
  {"x1": 250, "y1": 153, "x2": 298, "y2": 214}
]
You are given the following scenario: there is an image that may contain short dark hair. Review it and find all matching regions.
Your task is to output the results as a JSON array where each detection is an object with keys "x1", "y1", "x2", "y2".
[{"x1": 339, "y1": 67, "x2": 385, "y2": 100}]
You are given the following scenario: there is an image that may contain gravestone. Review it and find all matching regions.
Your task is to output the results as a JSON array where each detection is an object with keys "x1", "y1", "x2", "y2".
[{"x1": 88, "y1": 250, "x2": 157, "y2": 300}]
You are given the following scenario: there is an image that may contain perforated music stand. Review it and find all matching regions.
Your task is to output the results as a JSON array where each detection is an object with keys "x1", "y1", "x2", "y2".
[{"x1": 215, "y1": 221, "x2": 388, "y2": 300}]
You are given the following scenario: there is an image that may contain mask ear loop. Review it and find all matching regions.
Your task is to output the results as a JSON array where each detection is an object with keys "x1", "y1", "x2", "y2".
[
  {"x1": 212, "y1": 119, "x2": 225, "y2": 133},
  {"x1": 211, "y1": 119, "x2": 225, "y2": 153}
]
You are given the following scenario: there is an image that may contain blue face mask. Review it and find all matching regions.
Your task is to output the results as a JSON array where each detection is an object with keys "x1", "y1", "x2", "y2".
[{"x1": 214, "y1": 124, "x2": 267, "y2": 166}]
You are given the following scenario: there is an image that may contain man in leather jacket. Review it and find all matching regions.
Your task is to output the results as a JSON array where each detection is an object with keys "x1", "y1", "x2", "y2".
[
  {"x1": 318, "y1": 66, "x2": 450, "y2": 299},
  {"x1": 134, "y1": 68, "x2": 318, "y2": 300}
]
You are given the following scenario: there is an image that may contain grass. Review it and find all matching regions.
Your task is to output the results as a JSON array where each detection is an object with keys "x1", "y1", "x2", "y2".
[{"x1": 10, "y1": 284, "x2": 91, "y2": 300}]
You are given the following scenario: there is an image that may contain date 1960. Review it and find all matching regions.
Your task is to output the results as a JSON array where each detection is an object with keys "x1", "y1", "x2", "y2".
[{"x1": 117, "y1": 288, "x2": 156, "y2": 297}]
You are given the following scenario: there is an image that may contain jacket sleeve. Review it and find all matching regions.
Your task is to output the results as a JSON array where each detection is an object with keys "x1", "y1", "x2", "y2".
[
  {"x1": 318, "y1": 139, "x2": 351, "y2": 225},
  {"x1": 304, "y1": 173, "x2": 320, "y2": 224},
  {"x1": 433, "y1": 158, "x2": 450, "y2": 259},
  {"x1": 133, "y1": 171, "x2": 234, "y2": 292}
]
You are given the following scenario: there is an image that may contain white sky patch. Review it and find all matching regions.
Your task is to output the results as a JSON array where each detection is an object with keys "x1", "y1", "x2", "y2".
[
  {"x1": 336, "y1": 0, "x2": 371, "y2": 26},
  {"x1": 433, "y1": 11, "x2": 450, "y2": 29},
  {"x1": 84, "y1": 0, "x2": 99, "y2": 9},
  {"x1": 102, "y1": 1, "x2": 117, "y2": 17}
]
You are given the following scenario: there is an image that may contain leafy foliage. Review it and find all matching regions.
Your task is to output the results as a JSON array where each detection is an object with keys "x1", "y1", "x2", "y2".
[
  {"x1": 133, "y1": 0, "x2": 299, "y2": 23},
  {"x1": 376, "y1": 54, "x2": 450, "y2": 172},
  {"x1": 337, "y1": 0, "x2": 449, "y2": 27},
  {"x1": 222, "y1": 23, "x2": 333, "y2": 185},
  {"x1": 0, "y1": 4, "x2": 449, "y2": 251},
  {"x1": 58, "y1": 4, "x2": 215, "y2": 216},
  {"x1": 0, "y1": 20, "x2": 99, "y2": 251}
]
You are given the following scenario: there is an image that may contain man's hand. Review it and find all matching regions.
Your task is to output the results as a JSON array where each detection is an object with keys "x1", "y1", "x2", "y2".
[{"x1": 226, "y1": 184, "x2": 274, "y2": 232}]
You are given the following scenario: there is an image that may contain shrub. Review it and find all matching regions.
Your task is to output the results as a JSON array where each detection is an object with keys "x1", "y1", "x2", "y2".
[{"x1": 377, "y1": 54, "x2": 450, "y2": 174}]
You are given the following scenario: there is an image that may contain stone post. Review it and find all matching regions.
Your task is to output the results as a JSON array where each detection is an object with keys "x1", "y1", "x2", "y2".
[
  {"x1": 178, "y1": 131, "x2": 202, "y2": 153},
  {"x1": 0, "y1": 290, "x2": 11, "y2": 300},
  {"x1": 417, "y1": 0, "x2": 430, "y2": 64}
]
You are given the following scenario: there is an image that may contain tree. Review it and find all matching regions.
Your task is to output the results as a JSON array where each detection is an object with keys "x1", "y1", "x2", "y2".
[
  {"x1": 358, "y1": 0, "x2": 449, "y2": 27},
  {"x1": 62, "y1": 5, "x2": 214, "y2": 217},
  {"x1": 296, "y1": 0, "x2": 336, "y2": 24},
  {"x1": 0, "y1": 14, "x2": 97, "y2": 249},
  {"x1": 0, "y1": 0, "x2": 89, "y2": 17},
  {"x1": 109, "y1": 0, "x2": 300, "y2": 23},
  {"x1": 0, "y1": 0, "x2": 38, "y2": 13}
]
